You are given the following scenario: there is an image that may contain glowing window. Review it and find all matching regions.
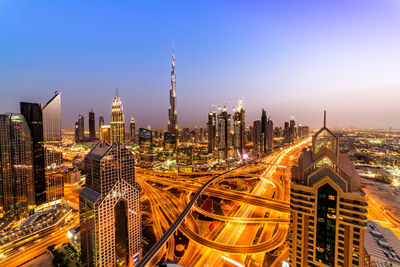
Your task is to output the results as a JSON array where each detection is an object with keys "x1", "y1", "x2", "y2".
[{"x1": 314, "y1": 129, "x2": 337, "y2": 155}]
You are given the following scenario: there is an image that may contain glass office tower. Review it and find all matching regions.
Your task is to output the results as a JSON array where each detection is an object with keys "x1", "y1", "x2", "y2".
[
  {"x1": 42, "y1": 92, "x2": 64, "y2": 204},
  {"x1": 20, "y1": 102, "x2": 46, "y2": 206},
  {"x1": 0, "y1": 114, "x2": 35, "y2": 219}
]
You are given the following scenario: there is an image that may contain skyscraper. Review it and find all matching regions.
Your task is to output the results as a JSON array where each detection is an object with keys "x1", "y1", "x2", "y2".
[
  {"x1": 0, "y1": 114, "x2": 35, "y2": 219},
  {"x1": 139, "y1": 128, "x2": 153, "y2": 152},
  {"x1": 252, "y1": 120, "x2": 262, "y2": 157},
  {"x1": 20, "y1": 102, "x2": 46, "y2": 206},
  {"x1": 163, "y1": 131, "x2": 176, "y2": 152},
  {"x1": 42, "y1": 92, "x2": 64, "y2": 203},
  {"x1": 111, "y1": 95, "x2": 125, "y2": 144},
  {"x1": 99, "y1": 116, "x2": 104, "y2": 132},
  {"x1": 289, "y1": 116, "x2": 295, "y2": 144},
  {"x1": 75, "y1": 114, "x2": 85, "y2": 142},
  {"x1": 168, "y1": 47, "x2": 178, "y2": 136},
  {"x1": 130, "y1": 117, "x2": 136, "y2": 143},
  {"x1": 266, "y1": 117, "x2": 273, "y2": 150},
  {"x1": 217, "y1": 108, "x2": 231, "y2": 161},
  {"x1": 89, "y1": 109, "x2": 95, "y2": 140},
  {"x1": 233, "y1": 106, "x2": 245, "y2": 159},
  {"x1": 290, "y1": 112, "x2": 368, "y2": 267},
  {"x1": 207, "y1": 109, "x2": 217, "y2": 154},
  {"x1": 261, "y1": 109, "x2": 267, "y2": 153},
  {"x1": 21, "y1": 92, "x2": 63, "y2": 207},
  {"x1": 301, "y1": 126, "x2": 310, "y2": 138},
  {"x1": 80, "y1": 142, "x2": 141, "y2": 266},
  {"x1": 283, "y1": 121, "x2": 290, "y2": 144}
]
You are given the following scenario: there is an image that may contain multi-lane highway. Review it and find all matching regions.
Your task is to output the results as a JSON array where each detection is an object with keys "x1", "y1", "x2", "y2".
[{"x1": 137, "y1": 139, "x2": 310, "y2": 266}]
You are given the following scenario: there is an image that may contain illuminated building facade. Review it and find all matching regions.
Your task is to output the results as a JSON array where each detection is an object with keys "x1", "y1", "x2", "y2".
[
  {"x1": 301, "y1": 126, "x2": 310, "y2": 138},
  {"x1": 261, "y1": 109, "x2": 267, "y2": 153},
  {"x1": 266, "y1": 117, "x2": 273, "y2": 151},
  {"x1": 139, "y1": 128, "x2": 153, "y2": 152},
  {"x1": 80, "y1": 142, "x2": 141, "y2": 266},
  {"x1": 217, "y1": 108, "x2": 231, "y2": 161},
  {"x1": 290, "y1": 113, "x2": 368, "y2": 267},
  {"x1": 233, "y1": 106, "x2": 245, "y2": 159},
  {"x1": 100, "y1": 125, "x2": 111, "y2": 144},
  {"x1": 284, "y1": 121, "x2": 290, "y2": 144},
  {"x1": 289, "y1": 117, "x2": 296, "y2": 144},
  {"x1": 168, "y1": 47, "x2": 178, "y2": 136},
  {"x1": 253, "y1": 120, "x2": 262, "y2": 157},
  {"x1": 68, "y1": 226, "x2": 81, "y2": 253},
  {"x1": 163, "y1": 132, "x2": 176, "y2": 151},
  {"x1": 0, "y1": 114, "x2": 35, "y2": 219},
  {"x1": 42, "y1": 92, "x2": 64, "y2": 204},
  {"x1": 20, "y1": 102, "x2": 46, "y2": 206},
  {"x1": 111, "y1": 95, "x2": 125, "y2": 144},
  {"x1": 177, "y1": 147, "x2": 193, "y2": 165},
  {"x1": 130, "y1": 117, "x2": 136, "y2": 143},
  {"x1": 75, "y1": 114, "x2": 84, "y2": 142},
  {"x1": 99, "y1": 116, "x2": 104, "y2": 132},
  {"x1": 89, "y1": 109, "x2": 95, "y2": 140}
]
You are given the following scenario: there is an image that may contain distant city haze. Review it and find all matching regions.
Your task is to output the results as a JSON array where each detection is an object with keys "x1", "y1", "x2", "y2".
[{"x1": 1, "y1": 0, "x2": 400, "y2": 129}]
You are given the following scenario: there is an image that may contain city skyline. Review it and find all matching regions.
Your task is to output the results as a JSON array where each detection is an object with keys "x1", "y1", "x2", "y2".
[
  {"x1": 1, "y1": 1, "x2": 400, "y2": 129},
  {"x1": 2, "y1": 2, "x2": 400, "y2": 267}
]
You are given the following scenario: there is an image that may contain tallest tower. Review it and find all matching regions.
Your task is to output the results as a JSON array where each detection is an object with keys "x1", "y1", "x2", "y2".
[{"x1": 168, "y1": 46, "x2": 178, "y2": 136}]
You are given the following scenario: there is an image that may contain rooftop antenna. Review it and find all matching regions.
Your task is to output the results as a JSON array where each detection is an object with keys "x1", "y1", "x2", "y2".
[
  {"x1": 324, "y1": 110, "x2": 327, "y2": 127},
  {"x1": 115, "y1": 87, "x2": 119, "y2": 97}
]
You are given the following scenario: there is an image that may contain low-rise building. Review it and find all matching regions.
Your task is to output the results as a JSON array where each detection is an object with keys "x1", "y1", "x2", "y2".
[{"x1": 364, "y1": 221, "x2": 400, "y2": 266}]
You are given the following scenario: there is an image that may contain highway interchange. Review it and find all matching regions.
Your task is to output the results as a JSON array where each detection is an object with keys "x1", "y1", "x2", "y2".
[
  {"x1": 138, "y1": 139, "x2": 310, "y2": 267},
  {"x1": 3, "y1": 137, "x2": 400, "y2": 267}
]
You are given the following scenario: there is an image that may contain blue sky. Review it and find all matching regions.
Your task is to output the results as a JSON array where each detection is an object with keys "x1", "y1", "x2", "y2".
[{"x1": 1, "y1": 0, "x2": 400, "y2": 129}]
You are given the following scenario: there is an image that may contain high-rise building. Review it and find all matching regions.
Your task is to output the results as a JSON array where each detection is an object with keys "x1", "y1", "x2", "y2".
[
  {"x1": 0, "y1": 114, "x2": 35, "y2": 219},
  {"x1": 289, "y1": 116, "x2": 295, "y2": 144},
  {"x1": 283, "y1": 121, "x2": 290, "y2": 144},
  {"x1": 130, "y1": 117, "x2": 136, "y2": 143},
  {"x1": 74, "y1": 121, "x2": 79, "y2": 142},
  {"x1": 89, "y1": 109, "x2": 95, "y2": 140},
  {"x1": 168, "y1": 47, "x2": 178, "y2": 136},
  {"x1": 163, "y1": 132, "x2": 176, "y2": 152},
  {"x1": 253, "y1": 120, "x2": 262, "y2": 157},
  {"x1": 207, "y1": 110, "x2": 217, "y2": 154},
  {"x1": 20, "y1": 102, "x2": 46, "y2": 206},
  {"x1": 199, "y1": 127, "x2": 204, "y2": 143},
  {"x1": 80, "y1": 142, "x2": 141, "y2": 266},
  {"x1": 20, "y1": 92, "x2": 63, "y2": 207},
  {"x1": 266, "y1": 117, "x2": 273, "y2": 150},
  {"x1": 42, "y1": 92, "x2": 64, "y2": 204},
  {"x1": 301, "y1": 126, "x2": 310, "y2": 138},
  {"x1": 139, "y1": 128, "x2": 153, "y2": 152},
  {"x1": 217, "y1": 108, "x2": 231, "y2": 161},
  {"x1": 261, "y1": 109, "x2": 267, "y2": 153},
  {"x1": 100, "y1": 125, "x2": 111, "y2": 144},
  {"x1": 297, "y1": 124, "x2": 302, "y2": 139},
  {"x1": 111, "y1": 95, "x2": 125, "y2": 144},
  {"x1": 290, "y1": 112, "x2": 368, "y2": 267},
  {"x1": 233, "y1": 106, "x2": 245, "y2": 159},
  {"x1": 75, "y1": 114, "x2": 85, "y2": 142},
  {"x1": 99, "y1": 116, "x2": 104, "y2": 132}
]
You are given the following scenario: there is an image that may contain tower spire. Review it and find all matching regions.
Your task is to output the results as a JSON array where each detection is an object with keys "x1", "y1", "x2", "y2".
[
  {"x1": 168, "y1": 43, "x2": 177, "y2": 135},
  {"x1": 324, "y1": 110, "x2": 327, "y2": 127}
]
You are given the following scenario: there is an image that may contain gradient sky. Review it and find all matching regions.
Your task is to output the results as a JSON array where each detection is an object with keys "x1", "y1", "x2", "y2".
[{"x1": 1, "y1": 0, "x2": 400, "y2": 129}]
